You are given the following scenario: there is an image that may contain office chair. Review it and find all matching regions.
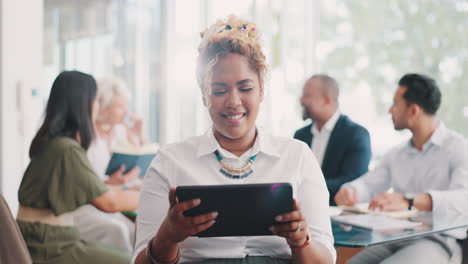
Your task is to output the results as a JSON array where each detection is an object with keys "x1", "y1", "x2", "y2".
[{"x1": 0, "y1": 194, "x2": 32, "y2": 264}]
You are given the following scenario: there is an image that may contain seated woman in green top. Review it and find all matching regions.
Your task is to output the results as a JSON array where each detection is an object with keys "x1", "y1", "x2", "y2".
[{"x1": 17, "y1": 70, "x2": 139, "y2": 264}]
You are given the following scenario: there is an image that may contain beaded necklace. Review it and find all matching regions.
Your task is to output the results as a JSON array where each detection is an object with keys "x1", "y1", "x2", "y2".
[{"x1": 214, "y1": 150, "x2": 257, "y2": 179}]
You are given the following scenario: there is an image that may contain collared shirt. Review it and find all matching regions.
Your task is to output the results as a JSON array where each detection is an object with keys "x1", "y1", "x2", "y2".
[
  {"x1": 344, "y1": 123, "x2": 468, "y2": 239},
  {"x1": 132, "y1": 129, "x2": 336, "y2": 263},
  {"x1": 310, "y1": 110, "x2": 341, "y2": 165}
]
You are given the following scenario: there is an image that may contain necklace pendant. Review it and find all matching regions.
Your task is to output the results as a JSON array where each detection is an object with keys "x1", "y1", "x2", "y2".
[
  {"x1": 214, "y1": 150, "x2": 257, "y2": 179},
  {"x1": 219, "y1": 168, "x2": 253, "y2": 179}
]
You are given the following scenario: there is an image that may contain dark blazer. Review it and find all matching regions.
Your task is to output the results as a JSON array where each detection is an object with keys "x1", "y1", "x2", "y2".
[{"x1": 294, "y1": 114, "x2": 371, "y2": 205}]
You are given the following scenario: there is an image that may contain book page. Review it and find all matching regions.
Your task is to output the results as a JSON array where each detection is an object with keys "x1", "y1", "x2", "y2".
[{"x1": 112, "y1": 142, "x2": 159, "y2": 155}]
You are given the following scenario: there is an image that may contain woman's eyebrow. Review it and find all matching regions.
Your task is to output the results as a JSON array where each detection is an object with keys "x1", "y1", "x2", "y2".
[
  {"x1": 211, "y1": 82, "x2": 228, "y2": 87},
  {"x1": 237, "y1": 79, "x2": 254, "y2": 85}
]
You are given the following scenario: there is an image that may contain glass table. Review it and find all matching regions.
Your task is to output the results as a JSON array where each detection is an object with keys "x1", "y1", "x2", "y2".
[{"x1": 333, "y1": 211, "x2": 468, "y2": 248}]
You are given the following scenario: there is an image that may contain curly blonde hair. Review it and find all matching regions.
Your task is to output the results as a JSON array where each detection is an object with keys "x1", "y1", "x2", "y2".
[
  {"x1": 196, "y1": 15, "x2": 267, "y2": 106},
  {"x1": 96, "y1": 78, "x2": 131, "y2": 108}
]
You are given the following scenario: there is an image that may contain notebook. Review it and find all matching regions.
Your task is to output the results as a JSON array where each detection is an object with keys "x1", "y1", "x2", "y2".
[{"x1": 105, "y1": 143, "x2": 159, "y2": 177}]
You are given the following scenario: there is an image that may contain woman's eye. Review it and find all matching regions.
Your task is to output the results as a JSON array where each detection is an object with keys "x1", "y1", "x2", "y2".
[
  {"x1": 240, "y1": 87, "x2": 253, "y2": 92},
  {"x1": 212, "y1": 90, "x2": 226, "y2": 95}
]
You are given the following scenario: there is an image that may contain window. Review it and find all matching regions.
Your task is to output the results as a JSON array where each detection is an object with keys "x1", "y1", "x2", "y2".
[
  {"x1": 43, "y1": 0, "x2": 163, "y2": 142},
  {"x1": 44, "y1": 0, "x2": 468, "y2": 155}
]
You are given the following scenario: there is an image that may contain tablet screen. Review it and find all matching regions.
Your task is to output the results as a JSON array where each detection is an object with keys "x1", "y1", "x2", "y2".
[{"x1": 175, "y1": 183, "x2": 293, "y2": 237}]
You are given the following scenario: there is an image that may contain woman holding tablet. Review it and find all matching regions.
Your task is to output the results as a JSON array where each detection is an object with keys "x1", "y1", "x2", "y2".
[{"x1": 133, "y1": 16, "x2": 335, "y2": 264}]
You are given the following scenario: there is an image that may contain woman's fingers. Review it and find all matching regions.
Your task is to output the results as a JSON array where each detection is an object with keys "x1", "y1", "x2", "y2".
[
  {"x1": 271, "y1": 220, "x2": 306, "y2": 239},
  {"x1": 275, "y1": 208, "x2": 303, "y2": 223},
  {"x1": 168, "y1": 187, "x2": 177, "y2": 208},
  {"x1": 189, "y1": 220, "x2": 216, "y2": 236},
  {"x1": 271, "y1": 220, "x2": 302, "y2": 233},
  {"x1": 125, "y1": 167, "x2": 141, "y2": 178},
  {"x1": 175, "y1": 198, "x2": 201, "y2": 213},
  {"x1": 189, "y1": 211, "x2": 218, "y2": 226}
]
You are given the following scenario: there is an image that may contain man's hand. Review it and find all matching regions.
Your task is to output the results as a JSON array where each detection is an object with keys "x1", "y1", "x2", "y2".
[
  {"x1": 334, "y1": 187, "x2": 359, "y2": 206},
  {"x1": 368, "y1": 192, "x2": 409, "y2": 211}
]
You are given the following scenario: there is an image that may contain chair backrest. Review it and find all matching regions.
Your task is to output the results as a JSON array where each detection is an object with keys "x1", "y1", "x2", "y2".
[
  {"x1": 463, "y1": 237, "x2": 468, "y2": 264},
  {"x1": 0, "y1": 194, "x2": 32, "y2": 264}
]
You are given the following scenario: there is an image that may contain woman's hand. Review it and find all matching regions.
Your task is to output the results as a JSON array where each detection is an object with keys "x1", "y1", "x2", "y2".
[
  {"x1": 270, "y1": 199, "x2": 309, "y2": 248},
  {"x1": 125, "y1": 114, "x2": 147, "y2": 146},
  {"x1": 159, "y1": 187, "x2": 218, "y2": 243},
  {"x1": 106, "y1": 165, "x2": 140, "y2": 185}
]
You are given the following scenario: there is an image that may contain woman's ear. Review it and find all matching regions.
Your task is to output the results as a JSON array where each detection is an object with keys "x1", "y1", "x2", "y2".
[
  {"x1": 202, "y1": 91, "x2": 210, "y2": 107},
  {"x1": 260, "y1": 88, "x2": 264, "y2": 102}
]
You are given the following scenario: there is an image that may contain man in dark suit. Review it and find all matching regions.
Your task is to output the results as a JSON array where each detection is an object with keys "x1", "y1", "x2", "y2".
[{"x1": 294, "y1": 74, "x2": 371, "y2": 205}]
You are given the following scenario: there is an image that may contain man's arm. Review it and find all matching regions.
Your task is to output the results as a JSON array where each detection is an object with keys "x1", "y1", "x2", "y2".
[
  {"x1": 427, "y1": 140, "x2": 468, "y2": 214},
  {"x1": 368, "y1": 139, "x2": 468, "y2": 212}
]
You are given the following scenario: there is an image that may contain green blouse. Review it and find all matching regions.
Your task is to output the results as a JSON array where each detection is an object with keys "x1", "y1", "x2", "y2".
[
  {"x1": 19, "y1": 137, "x2": 108, "y2": 215},
  {"x1": 16, "y1": 137, "x2": 131, "y2": 263}
]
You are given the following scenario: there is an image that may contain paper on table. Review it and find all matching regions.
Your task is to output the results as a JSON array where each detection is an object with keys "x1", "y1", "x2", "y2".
[
  {"x1": 329, "y1": 206, "x2": 343, "y2": 217},
  {"x1": 332, "y1": 214, "x2": 422, "y2": 230},
  {"x1": 339, "y1": 203, "x2": 419, "y2": 218}
]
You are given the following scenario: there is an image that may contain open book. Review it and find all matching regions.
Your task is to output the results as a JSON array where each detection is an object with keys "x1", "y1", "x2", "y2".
[
  {"x1": 105, "y1": 143, "x2": 159, "y2": 177},
  {"x1": 339, "y1": 203, "x2": 419, "y2": 218}
]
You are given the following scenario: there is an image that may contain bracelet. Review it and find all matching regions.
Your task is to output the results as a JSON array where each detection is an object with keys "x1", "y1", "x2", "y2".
[
  {"x1": 146, "y1": 237, "x2": 180, "y2": 264},
  {"x1": 289, "y1": 235, "x2": 310, "y2": 249}
]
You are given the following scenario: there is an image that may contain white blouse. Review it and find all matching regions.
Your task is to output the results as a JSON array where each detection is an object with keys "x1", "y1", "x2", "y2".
[
  {"x1": 87, "y1": 124, "x2": 129, "y2": 180},
  {"x1": 132, "y1": 129, "x2": 336, "y2": 263}
]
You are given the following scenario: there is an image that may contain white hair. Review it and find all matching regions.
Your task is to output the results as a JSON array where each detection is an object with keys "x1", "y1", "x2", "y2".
[{"x1": 96, "y1": 78, "x2": 131, "y2": 108}]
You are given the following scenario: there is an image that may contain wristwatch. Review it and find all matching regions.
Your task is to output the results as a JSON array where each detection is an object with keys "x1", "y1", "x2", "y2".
[{"x1": 404, "y1": 193, "x2": 415, "y2": 210}]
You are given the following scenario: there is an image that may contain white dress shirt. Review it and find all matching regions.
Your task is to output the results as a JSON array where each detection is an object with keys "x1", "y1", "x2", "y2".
[
  {"x1": 311, "y1": 110, "x2": 341, "y2": 165},
  {"x1": 344, "y1": 123, "x2": 468, "y2": 239},
  {"x1": 132, "y1": 128, "x2": 336, "y2": 263}
]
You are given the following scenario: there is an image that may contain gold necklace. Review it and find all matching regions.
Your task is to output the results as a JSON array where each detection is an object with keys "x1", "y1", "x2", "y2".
[{"x1": 214, "y1": 150, "x2": 257, "y2": 179}]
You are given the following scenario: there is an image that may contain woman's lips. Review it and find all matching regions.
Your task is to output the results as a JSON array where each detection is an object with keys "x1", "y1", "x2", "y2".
[{"x1": 222, "y1": 113, "x2": 246, "y2": 124}]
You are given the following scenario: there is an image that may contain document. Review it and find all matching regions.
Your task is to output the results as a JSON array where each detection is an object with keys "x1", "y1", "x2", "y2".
[
  {"x1": 339, "y1": 203, "x2": 419, "y2": 218},
  {"x1": 332, "y1": 214, "x2": 422, "y2": 230},
  {"x1": 329, "y1": 206, "x2": 343, "y2": 217}
]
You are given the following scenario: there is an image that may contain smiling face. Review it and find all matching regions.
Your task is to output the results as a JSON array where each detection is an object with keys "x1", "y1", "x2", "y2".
[{"x1": 208, "y1": 53, "x2": 263, "y2": 142}]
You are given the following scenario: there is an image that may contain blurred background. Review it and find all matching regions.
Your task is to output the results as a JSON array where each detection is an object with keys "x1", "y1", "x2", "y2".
[{"x1": 1, "y1": 0, "x2": 468, "y2": 212}]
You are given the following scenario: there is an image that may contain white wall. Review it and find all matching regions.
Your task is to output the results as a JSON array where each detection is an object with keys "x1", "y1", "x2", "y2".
[{"x1": 0, "y1": 0, "x2": 43, "y2": 215}]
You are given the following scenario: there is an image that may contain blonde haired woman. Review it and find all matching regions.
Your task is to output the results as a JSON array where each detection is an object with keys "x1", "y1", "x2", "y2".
[
  {"x1": 133, "y1": 16, "x2": 335, "y2": 264},
  {"x1": 87, "y1": 77, "x2": 147, "y2": 184}
]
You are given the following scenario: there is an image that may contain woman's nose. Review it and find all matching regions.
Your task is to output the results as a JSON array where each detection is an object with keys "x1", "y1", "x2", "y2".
[{"x1": 226, "y1": 90, "x2": 242, "y2": 107}]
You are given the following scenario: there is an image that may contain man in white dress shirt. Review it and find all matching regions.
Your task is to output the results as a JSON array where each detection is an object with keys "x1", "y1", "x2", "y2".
[
  {"x1": 294, "y1": 74, "x2": 371, "y2": 205},
  {"x1": 335, "y1": 73, "x2": 468, "y2": 264}
]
